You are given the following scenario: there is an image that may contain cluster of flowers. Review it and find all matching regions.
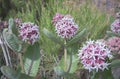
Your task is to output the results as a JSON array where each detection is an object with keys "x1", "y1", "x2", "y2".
[
  {"x1": 111, "y1": 19, "x2": 120, "y2": 33},
  {"x1": 52, "y1": 13, "x2": 78, "y2": 39},
  {"x1": 15, "y1": 18, "x2": 39, "y2": 44},
  {"x1": 106, "y1": 12, "x2": 120, "y2": 53},
  {"x1": 0, "y1": 20, "x2": 8, "y2": 30},
  {"x1": 106, "y1": 37, "x2": 120, "y2": 52},
  {"x1": 52, "y1": 13, "x2": 114, "y2": 72},
  {"x1": 77, "y1": 12, "x2": 120, "y2": 72},
  {"x1": 78, "y1": 40, "x2": 112, "y2": 72}
]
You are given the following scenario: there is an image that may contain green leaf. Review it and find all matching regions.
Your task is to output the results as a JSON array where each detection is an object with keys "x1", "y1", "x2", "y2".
[
  {"x1": 43, "y1": 28, "x2": 64, "y2": 46},
  {"x1": 110, "y1": 59, "x2": 120, "y2": 68},
  {"x1": 101, "y1": 69, "x2": 114, "y2": 79},
  {"x1": 54, "y1": 66, "x2": 65, "y2": 76},
  {"x1": 54, "y1": 54, "x2": 78, "y2": 74},
  {"x1": 24, "y1": 57, "x2": 40, "y2": 77},
  {"x1": 94, "y1": 69, "x2": 113, "y2": 79},
  {"x1": 8, "y1": 18, "x2": 18, "y2": 35},
  {"x1": 24, "y1": 42, "x2": 40, "y2": 77},
  {"x1": 67, "y1": 28, "x2": 87, "y2": 46},
  {"x1": 1, "y1": 66, "x2": 34, "y2": 79},
  {"x1": 68, "y1": 54, "x2": 79, "y2": 73},
  {"x1": 24, "y1": 42, "x2": 40, "y2": 60},
  {"x1": 8, "y1": 18, "x2": 14, "y2": 32},
  {"x1": 54, "y1": 66, "x2": 76, "y2": 78},
  {"x1": 3, "y1": 29, "x2": 22, "y2": 52}
]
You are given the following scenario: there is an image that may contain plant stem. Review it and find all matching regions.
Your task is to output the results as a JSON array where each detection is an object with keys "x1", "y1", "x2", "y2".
[
  {"x1": 99, "y1": 71, "x2": 102, "y2": 79},
  {"x1": 0, "y1": 39, "x2": 9, "y2": 66},
  {"x1": 3, "y1": 38, "x2": 12, "y2": 67},
  {"x1": 64, "y1": 39, "x2": 67, "y2": 72},
  {"x1": 67, "y1": 52, "x2": 72, "y2": 73},
  {"x1": 0, "y1": 33, "x2": 9, "y2": 66},
  {"x1": 90, "y1": 71, "x2": 96, "y2": 79},
  {"x1": 18, "y1": 53, "x2": 25, "y2": 73}
]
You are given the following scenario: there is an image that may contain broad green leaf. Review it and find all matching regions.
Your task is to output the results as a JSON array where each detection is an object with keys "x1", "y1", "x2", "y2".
[
  {"x1": 68, "y1": 54, "x2": 79, "y2": 73},
  {"x1": 43, "y1": 28, "x2": 64, "y2": 46},
  {"x1": 24, "y1": 42, "x2": 40, "y2": 60},
  {"x1": 8, "y1": 18, "x2": 14, "y2": 32},
  {"x1": 67, "y1": 28, "x2": 87, "y2": 46},
  {"x1": 8, "y1": 18, "x2": 19, "y2": 36},
  {"x1": 54, "y1": 54, "x2": 78, "y2": 74},
  {"x1": 24, "y1": 58, "x2": 40, "y2": 77},
  {"x1": 24, "y1": 42, "x2": 40, "y2": 77},
  {"x1": 110, "y1": 59, "x2": 120, "y2": 68},
  {"x1": 101, "y1": 69, "x2": 114, "y2": 79},
  {"x1": 54, "y1": 66, "x2": 76, "y2": 78},
  {"x1": 93, "y1": 69, "x2": 113, "y2": 79},
  {"x1": 3, "y1": 29, "x2": 22, "y2": 52},
  {"x1": 54, "y1": 66, "x2": 65, "y2": 76},
  {"x1": 1, "y1": 66, "x2": 34, "y2": 79}
]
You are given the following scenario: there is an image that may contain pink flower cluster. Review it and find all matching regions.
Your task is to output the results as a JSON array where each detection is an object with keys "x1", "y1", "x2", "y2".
[
  {"x1": 116, "y1": 12, "x2": 120, "y2": 18},
  {"x1": 15, "y1": 18, "x2": 22, "y2": 26},
  {"x1": 0, "y1": 20, "x2": 8, "y2": 30},
  {"x1": 106, "y1": 37, "x2": 120, "y2": 52},
  {"x1": 53, "y1": 13, "x2": 78, "y2": 39},
  {"x1": 111, "y1": 19, "x2": 120, "y2": 33},
  {"x1": 52, "y1": 13, "x2": 64, "y2": 25},
  {"x1": 78, "y1": 40, "x2": 112, "y2": 72},
  {"x1": 19, "y1": 22, "x2": 39, "y2": 44}
]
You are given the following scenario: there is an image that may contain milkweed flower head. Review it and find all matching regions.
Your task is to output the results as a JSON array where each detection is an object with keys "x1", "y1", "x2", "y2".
[
  {"x1": 53, "y1": 14, "x2": 78, "y2": 39},
  {"x1": 111, "y1": 19, "x2": 120, "y2": 33},
  {"x1": 19, "y1": 22, "x2": 39, "y2": 44},
  {"x1": 116, "y1": 12, "x2": 120, "y2": 19},
  {"x1": 0, "y1": 20, "x2": 8, "y2": 30},
  {"x1": 78, "y1": 40, "x2": 112, "y2": 72},
  {"x1": 52, "y1": 13, "x2": 64, "y2": 25},
  {"x1": 15, "y1": 18, "x2": 22, "y2": 26},
  {"x1": 106, "y1": 37, "x2": 120, "y2": 52}
]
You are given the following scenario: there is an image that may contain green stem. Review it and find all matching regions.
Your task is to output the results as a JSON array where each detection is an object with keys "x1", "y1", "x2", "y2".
[
  {"x1": 18, "y1": 53, "x2": 25, "y2": 73},
  {"x1": 99, "y1": 71, "x2": 102, "y2": 79},
  {"x1": 90, "y1": 71, "x2": 96, "y2": 79},
  {"x1": 64, "y1": 39, "x2": 67, "y2": 72},
  {"x1": 0, "y1": 33, "x2": 10, "y2": 66},
  {"x1": 3, "y1": 38, "x2": 12, "y2": 67},
  {"x1": 67, "y1": 52, "x2": 72, "y2": 73}
]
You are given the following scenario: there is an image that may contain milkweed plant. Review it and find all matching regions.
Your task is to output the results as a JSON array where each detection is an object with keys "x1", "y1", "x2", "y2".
[{"x1": 0, "y1": 12, "x2": 120, "y2": 79}]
